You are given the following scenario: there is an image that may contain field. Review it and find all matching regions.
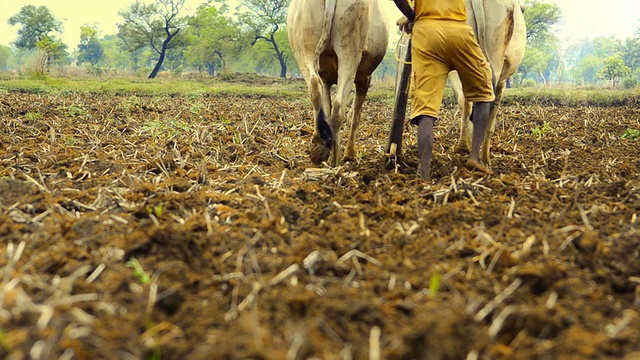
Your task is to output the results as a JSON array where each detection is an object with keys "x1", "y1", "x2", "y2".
[{"x1": 1, "y1": 77, "x2": 640, "y2": 359}]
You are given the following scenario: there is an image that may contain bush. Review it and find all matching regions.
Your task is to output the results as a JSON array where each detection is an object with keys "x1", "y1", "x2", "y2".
[
  {"x1": 622, "y1": 77, "x2": 637, "y2": 89},
  {"x1": 521, "y1": 79, "x2": 536, "y2": 88},
  {"x1": 21, "y1": 51, "x2": 49, "y2": 80}
]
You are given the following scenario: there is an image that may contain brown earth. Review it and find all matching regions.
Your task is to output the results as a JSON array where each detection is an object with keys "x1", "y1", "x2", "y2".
[{"x1": 0, "y1": 90, "x2": 639, "y2": 360}]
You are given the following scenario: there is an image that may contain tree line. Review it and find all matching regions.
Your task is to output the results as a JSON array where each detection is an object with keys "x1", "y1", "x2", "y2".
[
  {"x1": 518, "y1": 0, "x2": 640, "y2": 88},
  {"x1": 1, "y1": 0, "x2": 639, "y2": 88}
]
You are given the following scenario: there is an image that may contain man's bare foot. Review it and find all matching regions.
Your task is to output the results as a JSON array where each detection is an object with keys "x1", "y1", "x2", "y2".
[{"x1": 466, "y1": 158, "x2": 494, "y2": 175}]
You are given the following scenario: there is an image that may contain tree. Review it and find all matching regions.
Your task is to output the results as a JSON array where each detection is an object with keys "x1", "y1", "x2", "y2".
[
  {"x1": 239, "y1": 0, "x2": 289, "y2": 77},
  {"x1": 7, "y1": 5, "x2": 63, "y2": 50},
  {"x1": 185, "y1": 3, "x2": 247, "y2": 75},
  {"x1": 36, "y1": 35, "x2": 70, "y2": 68},
  {"x1": 521, "y1": 0, "x2": 561, "y2": 44},
  {"x1": 77, "y1": 25, "x2": 105, "y2": 69},
  {"x1": 598, "y1": 55, "x2": 630, "y2": 87},
  {"x1": 570, "y1": 55, "x2": 602, "y2": 85},
  {"x1": 621, "y1": 37, "x2": 640, "y2": 73},
  {"x1": 518, "y1": 0, "x2": 562, "y2": 85},
  {"x1": 117, "y1": 0, "x2": 187, "y2": 78},
  {"x1": 372, "y1": 47, "x2": 398, "y2": 82},
  {"x1": 235, "y1": 27, "x2": 295, "y2": 76},
  {"x1": 7, "y1": 5, "x2": 68, "y2": 71},
  {"x1": 0, "y1": 45, "x2": 11, "y2": 71}
]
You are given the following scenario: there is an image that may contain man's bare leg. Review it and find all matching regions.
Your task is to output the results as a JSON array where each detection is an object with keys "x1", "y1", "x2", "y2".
[
  {"x1": 417, "y1": 115, "x2": 436, "y2": 180},
  {"x1": 467, "y1": 101, "x2": 494, "y2": 174}
]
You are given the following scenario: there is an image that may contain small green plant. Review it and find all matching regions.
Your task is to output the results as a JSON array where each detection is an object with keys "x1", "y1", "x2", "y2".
[
  {"x1": 25, "y1": 112, "x2": 42, "y2": 121},
  {"x1": 146, "y1": 202, "x2": 164, "y2": 218},
  {"x1": 117, "y1": 96, "x2": 142, "y2": 114},
  {"x1": 622, "y1": 128, "x2": 640, "y2": 140},
  {"x1": 142, "y1": 118, "x2": 191, "y2": 137},
  {"x1": 57, "y1": 104, "x2": 88, "y2": 118},
  {"x1": 0, "y1": 327, "x2": 13, "y2": 353},
  {"x1": 189, "y1": 102, "x2": 202, "y2": 116},
  {"x1": 428, "y1": 273, "x2": 441, "y2": 299},
  {"x1": 125, "y1": 258, "x2": 151, "y2": 285},
  {"x1": 532, "y1": 122, "x2": 552, "y2": 137},
  {"x1": 63, "y1": 136, "x2": 76, "y2": 146}
]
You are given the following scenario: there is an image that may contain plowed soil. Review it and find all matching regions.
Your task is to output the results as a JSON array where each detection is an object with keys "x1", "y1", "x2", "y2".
[{"x1": 0, "y1": 88, "x2": 639, "y2": 360}]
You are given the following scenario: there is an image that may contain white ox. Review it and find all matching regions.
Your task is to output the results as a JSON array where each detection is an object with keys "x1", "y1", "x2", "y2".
[
  {"x1": 288, "y1": 0, "x2": 389, "y2": 165},
  {"x1": 450, "y1": 0, "x2": 526, "y2": 164}
]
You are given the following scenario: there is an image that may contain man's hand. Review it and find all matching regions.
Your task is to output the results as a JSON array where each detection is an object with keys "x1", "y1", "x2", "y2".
[{"x1": 396, "y1": 16, "x2": 414, "y2": 34}]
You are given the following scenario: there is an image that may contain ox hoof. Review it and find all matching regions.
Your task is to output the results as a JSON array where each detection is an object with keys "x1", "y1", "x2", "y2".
[
  {"x1": 309, "y1": 141, "x2": 331, "y2": 165},
  {"x1": 344, "y1": 149, "x2": 356, "y2": 163},
  {"x1": 466, "y1": 159, "x2": 494, "y2": 175}
]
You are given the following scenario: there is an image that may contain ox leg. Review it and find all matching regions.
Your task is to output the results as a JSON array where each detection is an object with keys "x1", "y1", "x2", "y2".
[
  {"x1": 309, "y1": 74, "x2": 332, "y2": 165},
  {"x1": 456, "y1": 98, "x2": 473, "y2": 154},
  {"x1": 450, "y1": 71, "x2": 472, "y2": 154},
  {"x1": 481, "y1": 79, "x2": 506, "y2": 164},
  {"x1": 345, "y1": 76, "x2": 370, "y2": 161},
  {"x1": 328, "y1": 68, "x2": 358, "y2": 167}
]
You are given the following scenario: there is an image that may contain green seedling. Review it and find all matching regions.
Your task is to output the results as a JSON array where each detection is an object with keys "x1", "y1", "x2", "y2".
[
  {"x1": 0, "y1": 327, "x2": 13, "y2": 353},
  {"x1": 146, "y1": 202, "x2": 164, "y2": 218},
  {"x1": 125, "y1": 258, "x2": 150, "y2": 285},
  {"x1": 622, "y1": 128, "x2": 640, "y2": 140},
  {"x1": 63, "y1": 136, "x2": 76, "y2": 147},
  {"x1": 189, "y1": 103, "x2": 202, "y2": 116},
  {"x1": 57, "y1": 104, "x2": 88, "y2": 117},
  {"x1": 25, "y1": 112, "x2": 42, "y2": 121},
  {"x1": 428, "y1": 273, "x2": 441, "y2": 299},
  {"x1": 532, "y1": 122, "x2": 552, "y2": 137}
]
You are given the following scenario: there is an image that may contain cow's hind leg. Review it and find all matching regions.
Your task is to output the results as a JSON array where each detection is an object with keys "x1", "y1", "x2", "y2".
[
  {"x1": 450, "y1": 72, "x2": 473, "y2": 153},
  {"x1": 328, "y1": 61, "x2": 359, "y2": 167},
  {"x1": 457, "y1": 98, "x2": 473, "y2": 154},
  {"x1": 309, "y1": 74, "x2": 332, "y2": 165},
  {"x1": 481, "y1": 79, "x2": 505, "y2": 164},
  {"x1": 345, "y1": 75, "x2": 370, "y2": 161}
]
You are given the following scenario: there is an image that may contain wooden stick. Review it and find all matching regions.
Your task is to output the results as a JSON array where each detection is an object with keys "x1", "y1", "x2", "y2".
[{"x1": 386, "y1": 34, "x2": 412, "y2": 160}]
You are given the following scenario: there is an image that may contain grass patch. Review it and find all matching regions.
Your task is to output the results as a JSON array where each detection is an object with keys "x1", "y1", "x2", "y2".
[
  {"x1": 0, "y1": 74, "x2": 308, "y2": 98},
  {"x1": 142, "y1": 118, "x2": 192, "y2": 137},
  {"x1": 2, "y1": 74, "x2": 640, "y2": 107},
  {"x1": 502, "y1": 87, "x2": 640, "y2": 107}
]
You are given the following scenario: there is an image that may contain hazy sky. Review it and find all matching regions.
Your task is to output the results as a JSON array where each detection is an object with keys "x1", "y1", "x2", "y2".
[{"x1": 0, "y1": 0, "x2": 638, "y2": 51}]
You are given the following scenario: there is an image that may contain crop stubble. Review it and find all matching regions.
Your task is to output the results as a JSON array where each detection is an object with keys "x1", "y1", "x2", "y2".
[{"x1": 0, "y1": 91, "x2": 639, "y2": 359}]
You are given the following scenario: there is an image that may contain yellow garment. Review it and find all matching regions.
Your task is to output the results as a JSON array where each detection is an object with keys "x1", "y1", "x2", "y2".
[
  {"x1": 409, "y1": 12, "x2": 494, "y2": 120},
  {"x1": 414, "y1": 0, "x2": 467, "y2": 22}
]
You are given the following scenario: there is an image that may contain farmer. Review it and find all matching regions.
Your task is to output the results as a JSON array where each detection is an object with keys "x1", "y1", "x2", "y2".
[{"x1": 392, "y1": 0, "x2": 494, "y2": 180}]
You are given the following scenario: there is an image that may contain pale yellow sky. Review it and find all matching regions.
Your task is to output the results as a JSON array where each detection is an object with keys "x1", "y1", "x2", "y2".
[{"x1": 0, "y1": 0, "x2": 638, "y2": 50}]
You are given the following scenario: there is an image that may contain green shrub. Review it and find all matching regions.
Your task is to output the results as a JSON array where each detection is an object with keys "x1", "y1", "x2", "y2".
[
  {"x1": 622, "y1": 128, "x2": 640, "y2": 140},
  {"x1": 522, "y1": 79, "x2": 536, "y2": 88},
  {"x1": 622, "y1": 77, "x2": 638, "y2": 89}
]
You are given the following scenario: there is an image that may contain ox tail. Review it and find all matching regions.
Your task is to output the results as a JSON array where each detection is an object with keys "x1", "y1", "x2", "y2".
[
  {"x1": 311, "y1": 0, "x2": 337, "y2": 148},
  {"x1": 313, "y1": 0, "x2": 337, "y2": 72}
]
